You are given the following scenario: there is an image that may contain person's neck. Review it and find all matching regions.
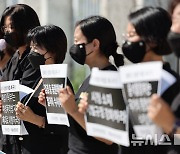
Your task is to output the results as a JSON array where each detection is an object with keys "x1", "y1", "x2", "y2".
[
  {"x1": 142, "y1": 50, "x2": 163, "y2": 62},
  {"x1": 18, "y1": 45, "x2": 27, "y2": 58},
  {"x1": 0, "y1": 53, "x2": 11, "y2": 70},
  {"x1": 89, "y1": 55, "x2": 111, "y2": 70},
  {"x1": 45, "y1": 59, "x2": 55, "y2": 65}
]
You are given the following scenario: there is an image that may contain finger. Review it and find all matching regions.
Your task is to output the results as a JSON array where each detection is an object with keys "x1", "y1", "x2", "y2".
[
  {"x1": 39, "y1": 91, "x2": 45, "y2": 97},
  {"x1": 16, "y1": 109, "x2": 22, "y2": 115},
  {"x1": 19, "y1": 102, "x2": 25, "y2": 109},
  {"x1": 16, "y1": 104, "x2": 25, "y2": 114},
  {"x1": 67, "y1": 86, "x2": 73, "y2": 95},
  {"x1": 151, "y1": 94, "x2": 160, "y2": 100},
  {"x1": 38, "y1": 97, "x2": 44, "y2": 103},
  {"x1": 41, "y1": 89, "x2": 45, "y2": 93},
  {"x1": 78, "y1": 104, "x2": 87, "y2": 114},
  {"x1": 78, "y1": 100, "x2": 88, "y2": 113},
  {"x1": 82, "y1": 95, "x2": 88, "y2": 101},
  {"x1": 16, "y1": 113, "x2": 20, "y2": 118},
  {"x1": 59, "y1": 88, "x2": 67, "y2": 94},
  {"x1": 150, "y1": 94, "x2": 160, "y2": 106}
]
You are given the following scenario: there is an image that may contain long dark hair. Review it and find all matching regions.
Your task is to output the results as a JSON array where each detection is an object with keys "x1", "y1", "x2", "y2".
[
  {"x1": 0, "y1": 4, "x2": 40, "y2": 45},
  {"x1": 129, "y1": 7, "x2": 172, "y2": 55},
  {"x1": 76, "y1": 15, "x2": 124, "y2": 67}
]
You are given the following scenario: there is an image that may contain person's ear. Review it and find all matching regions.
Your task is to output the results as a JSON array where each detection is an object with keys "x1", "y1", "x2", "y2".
[{"x1": 92, "y1": 39, "x2": 100, "y2": 51}]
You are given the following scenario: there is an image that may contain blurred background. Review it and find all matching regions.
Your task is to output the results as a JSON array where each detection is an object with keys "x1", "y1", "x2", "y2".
[{"x1": 0, "y1": 0, "x2": 177, "y2": 92}]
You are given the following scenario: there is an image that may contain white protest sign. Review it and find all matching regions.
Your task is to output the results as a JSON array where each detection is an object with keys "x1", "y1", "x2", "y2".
[
  {"x1": 85, "y1": 68, "x2": 129, "y2": 147},
  {"x1": 40, "y1": 64, "x2": 69, "y2": 126},
  {"x1": 1, "y1": 80, "x2": 33, "y2": 135},
  {"x1": 120, "y1": 61, "x2": 163, "y2": 140}
]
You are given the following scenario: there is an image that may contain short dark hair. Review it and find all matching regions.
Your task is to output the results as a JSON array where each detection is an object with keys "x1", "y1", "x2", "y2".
[
  {"x1": 76, "y1": 15, "x2": 124, "y2": 67},
  {"x1": 129, "y1": 7, "x2": 172, "y2": 55},
  {"x1": 0, "y1": 4, "x2": 40, "y2": 44},
  {"x1": 27, "y1": 25, "x2": 67, "y2": 64}
]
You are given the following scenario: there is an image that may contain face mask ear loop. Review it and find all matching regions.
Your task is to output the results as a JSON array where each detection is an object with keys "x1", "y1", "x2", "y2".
[
  {"x1": 43, "y1": 51, "x2": 48, "y2": 56},
  {"x1": 43, "y1": 50, "x2": 52, "y2": 61},
  {"x1": 86, "y1": 51, "x2": 93, "y2": 56},
  {"x1": 45, "y1": 56, "x2": 52, "y2": 61}
]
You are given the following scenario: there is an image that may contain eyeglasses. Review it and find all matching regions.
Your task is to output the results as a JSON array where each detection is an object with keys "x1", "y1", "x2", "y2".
[{"x1": 1, "y1": 25, "x2": 15, "y2": 33}]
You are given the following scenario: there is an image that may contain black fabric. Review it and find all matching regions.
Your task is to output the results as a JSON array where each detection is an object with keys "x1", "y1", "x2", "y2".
[
  {"x1": 165, "y1": 84, "x2": 180, "y2": 153},
  {"x1": 68, "y1": 65, "x2": 119, "y2": 154},
  {"x1": 1, "y1": 47, "x2": 41, "y2": 88},
  {"x1": 1, "y1": 47, "x2": 41, "y2": 154},
  {"x1": 121, "y1": 62, "x2": 180, "y2": 154},
  {"x1": 19, "y1": 78, "x2": 74, "y2": 154}
]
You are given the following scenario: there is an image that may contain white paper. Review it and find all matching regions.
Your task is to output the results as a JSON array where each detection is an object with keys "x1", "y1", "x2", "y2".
[
  {"x1": 120, "y1": 61, "x2": 162, "y2": 83},
  {"x1": 120, "y1": 61, "x2": 163, "y2": 140},
  {"x1": 1, "y1": 80, "x2": 29, "y2": 135},
  {"x1": 85, "y1": 68, "x2": 129, "y2": 146},
  {"x1": 19, "y1": 84, "x2": 34, "y2": 100},
  {"x1": 158, "y1": 69, "x2": 176, "y2": 95},
  {"x1": 0, "y1": 150, "x2": 6, "y2": 154},
  {"x1": 40, "y1": 64, "x2": 69, "y2": 126}
]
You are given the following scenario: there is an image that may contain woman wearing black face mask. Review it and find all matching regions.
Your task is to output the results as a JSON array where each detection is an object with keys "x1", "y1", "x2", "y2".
[
  {"x1": 0, "y1": 4, "x2": 41, "y2": 154},
  {"x1": 148, "y1": 1, "x2": 180, "y2": 154},
  {"x1": 56, "y1": 15, "x2": 124, "y2": 154},
  {"x1": 121, "y1": 7, "x2": 180, "y2": 154},
  {"x1": 14, "y1": 25, "x2": 73, "y2": 154}
]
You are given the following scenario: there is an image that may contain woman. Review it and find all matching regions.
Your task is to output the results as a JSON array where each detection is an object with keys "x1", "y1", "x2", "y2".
[
  {"x1": 0, "y1": 4, "x2": 41, "y2": 154},
  {"x1": 58, "y1": 15, "x2": 124, "y2": 154},
  {"x1": 148, "y1": 1, "x2": 180, "y2": 153},
  {"x1": 120, "y1": 7, "x2": 180, "y2": 154},
  {"x1": 15, "y1": 25, "x2": 72, "y2": 154}
]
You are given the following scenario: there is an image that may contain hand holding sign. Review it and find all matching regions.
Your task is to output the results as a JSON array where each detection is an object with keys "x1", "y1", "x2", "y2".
[
  {"x1": 0, "y1": 99, "x2": 2, "y2": 121},
  {"x1": 0, "y1": 99, "x2": 2, "y2": 114},
  {"x1": 59, "y1": 86, "x2": 78, "y2": 116},
  {"x1": 148, "y1": 94, "x2": 175, "y2": 134},
  {"x1": 78, "y1": 92, "x2": 88, "y2": 114},
  {"x1": 15, "y1": 102, "x2": 33, "y2": 121},
  {"x1": 38, "y1": 89, "x2": 46, "y2": 107}
]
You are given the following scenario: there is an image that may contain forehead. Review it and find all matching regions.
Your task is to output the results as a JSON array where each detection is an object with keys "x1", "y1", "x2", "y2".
[
  {"x1": 127, "y1": 22, "x2": 136, "y2": 33},
  {"x1": 4, "y1": 16, "x2": 13, "y2": 25},
  {"x1": 172, "y1": 3, "x2": 180, "y2": 17},
  {"x1": 126, "y1": 22, "x2": 141, "y2": 42},
  {"x1": 74, "y1": 26, "x2": 87, "y2": 42}
]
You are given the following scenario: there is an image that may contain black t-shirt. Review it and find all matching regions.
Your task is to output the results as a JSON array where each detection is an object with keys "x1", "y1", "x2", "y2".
[
  {"x1": 1, "y1": 47, "x2": 41, "y2": 88},
  {"x1": 68, "y1": 65, "x2": 119, "y2": 154},
  {"x1": 20, "y1": 78, "x2": 74, "y2": 154},
  {"x1": 1, "y1": 47, "x2": 41, "y2": 152},
  {"x1": 121, "y1": 62, "x2": 180, "y2": 154}
]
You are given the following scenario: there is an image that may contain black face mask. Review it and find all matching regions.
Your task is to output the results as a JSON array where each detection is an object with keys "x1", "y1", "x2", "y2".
[
  {"x1": 122, "y1": 40, "x2": 146, "y2": 63},
  {"x1": 167, "y1": 31, "x2": 180, "y2": 58},
  {"x1": 28, "y1": 50, "x2": 46, "y2": 69},
  {"x1": 69, "y1": 43, "x2": 92, "y2": 65},
  {"x1": 4, "y1": 32, "x2": 25, "y2": 48}
]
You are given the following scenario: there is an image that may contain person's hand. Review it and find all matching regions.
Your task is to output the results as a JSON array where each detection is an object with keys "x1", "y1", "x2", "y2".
[
  {"x1": 15, "y1": 102, "x2": 35, "y2": 122},
  {"x1": 59, "y1": 86, "x2": 78, "y2": 116},
  {"x1": 0, "y1": 99, "x2": 2, "y2": 114},
  {"x1": 148, "y1": 94, "x2": 175, "y2": 134},
  {"x1": 0, "y1": 99, "x2": 2, "y2": 120},
  {"x1": 78, "y1": 95, "x2": 88, "y2": 114},
  {"x1": 38, "y1": 89, "x2": 46, "y2": 107}
]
